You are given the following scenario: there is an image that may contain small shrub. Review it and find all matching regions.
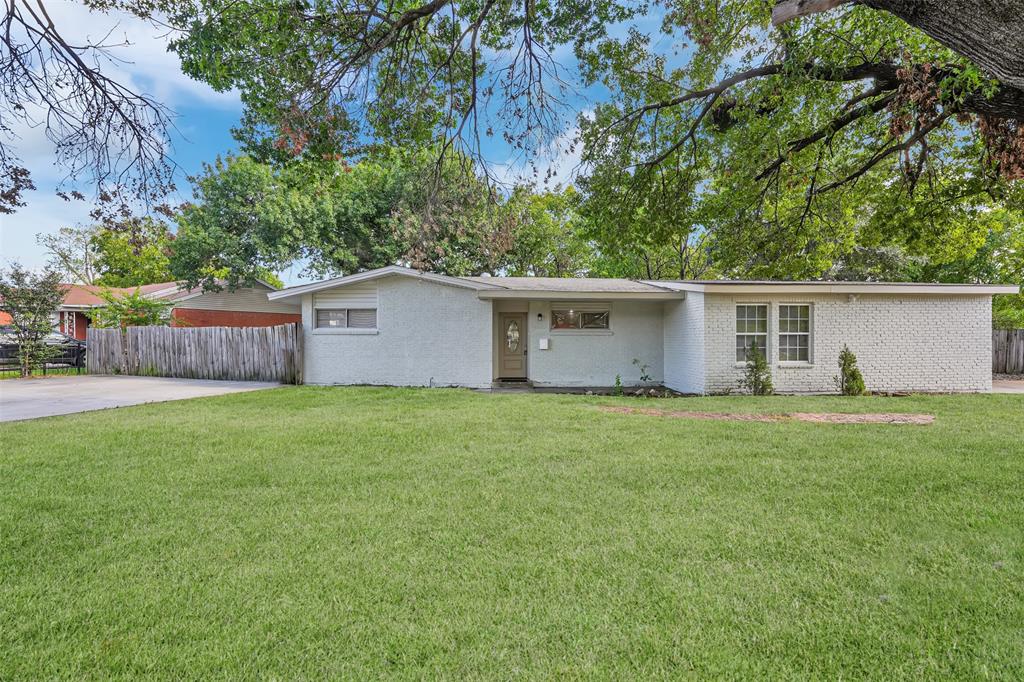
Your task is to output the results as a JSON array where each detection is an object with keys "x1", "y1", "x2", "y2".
[
  {"x1": 738, "y1": 342, "x2": 773, "y2": 395},
  {"x1": 632, "y1": 358, "x2": 652, "y2": 383},
  {"x1": 613, "y1": 374, "x2": 623, "y2": 396},
  {"x1": 834, "y1": 344, "x2": 867, "y2": 395}
]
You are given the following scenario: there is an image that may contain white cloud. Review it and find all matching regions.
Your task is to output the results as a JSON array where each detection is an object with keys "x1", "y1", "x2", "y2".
[
  {"x1": 0, "y1": 189, "x2": 87, "y2": 271},
  {"x1": 5, "y1": 2, "x2": 240, "y2": 183},
  {"x1": 1, "y1": 1, "x2": 242, "y2": 272},
  {"x1": 42, "y1": 1, "x2": 238, "y2": 109},
  {"x1": 491, "y1": 110, "x2": 593, "y2": 190}
]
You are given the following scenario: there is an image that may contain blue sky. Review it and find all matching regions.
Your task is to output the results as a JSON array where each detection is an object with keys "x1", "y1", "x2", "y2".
[{"x1": 0, "y1": 2, "x2": 661, "y2": 285}]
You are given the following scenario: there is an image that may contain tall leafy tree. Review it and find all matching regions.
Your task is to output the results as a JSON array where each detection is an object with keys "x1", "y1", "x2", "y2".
[
  {"x1": 91, "y1": 218, "x2": 176, "y2": 286},
  {"x1": 171, "y1": 150, "x2": 518, "y2": 288},
  {"x1": 504, "y1": 187, "x2": 594, "y2": 277},
  {"x1": 36, "y1": 227, "x2": 99, "y2": 285},
  {"x1": 164, "y1": 0, "x2": 1023, "y2": 279},
  {"x1": 36, "y1": 219, "x2": 176, "y2": 286}
]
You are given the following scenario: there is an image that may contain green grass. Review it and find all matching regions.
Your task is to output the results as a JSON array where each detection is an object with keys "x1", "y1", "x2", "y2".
[{"x1": 2, "y1": 388, "x2": 1023, "y2": 679}]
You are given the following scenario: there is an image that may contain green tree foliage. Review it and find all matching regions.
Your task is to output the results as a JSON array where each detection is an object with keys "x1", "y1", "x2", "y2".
[
  {"x1": 504, "y1": 188, "x2": 594, "y2": 277},
  {"x1": 91, "y1": 218, "x2": 176, "y2": 287},
  {"x1": 171, "y1": 150, "x2": 520, "y2": 287},
  {"x1": 0, "y1": 264, "x2": 66, "y2": 377},
  {"x1": 834, "y1": 345, "x2": 867, "y2": 396},
  {"x1": 164, "y1": 0, "x2": 1024, "y2": 282},
  {"x1": 87, "y1": 289, "x2": 172, "y2": 329},
  {"x1": 36, "y1": 219, "x2": 176, "y2": 287}
]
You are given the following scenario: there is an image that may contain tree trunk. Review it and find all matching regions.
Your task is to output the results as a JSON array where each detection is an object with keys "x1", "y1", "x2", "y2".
[{"x1": 774, "y1": 0, "x2": 1024, "y2": 92}]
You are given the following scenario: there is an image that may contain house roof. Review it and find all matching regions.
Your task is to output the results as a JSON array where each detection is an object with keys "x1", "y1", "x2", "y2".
[
  {"x1": 461, "y1": 276, "x2": 675, "y2": 293},
  {"x1": 267, "y1": 266, "x2": 505, "y2": 303},
  {"x1": 649, "y1": 280, "x2": 1021, "y2": 295},
  {"x1": 60, "y1": 282, "x2": 180, "y2": 308},
  {"x1": 267, "y1": 266, "x2": 1020, "y2": 304},
  {"x1": 59, "y1": 280, "x2": 280, "y2": 308}
]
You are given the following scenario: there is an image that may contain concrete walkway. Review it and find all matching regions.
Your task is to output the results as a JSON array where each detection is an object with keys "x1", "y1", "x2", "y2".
[
  {"x1": 0, "y1": 375, "x2": 280, "y2": 423},
  {"x1": 992, "y1": 379, "x2": 1024, "y2": 394}
]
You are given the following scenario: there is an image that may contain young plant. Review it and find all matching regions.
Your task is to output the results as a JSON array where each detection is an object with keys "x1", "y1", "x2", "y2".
[
  {"x1": 738, "y1": 341, "x2": 774, "y2": 395},
  {"x1": 87, "y1": 288, "x2": 172, "y2": 329},
  {"x1": 613, "y1": 374, "x2": 623, "y2": 396},
  {"x1": 834, "y1": 344, "x2": 867, "y2": 395},
  {"x1": 632, "y1": 357, "x2": 652, "y2": 383},
  {"x1": 0, "y1": 264, "x2": 65, "y2": 377}
]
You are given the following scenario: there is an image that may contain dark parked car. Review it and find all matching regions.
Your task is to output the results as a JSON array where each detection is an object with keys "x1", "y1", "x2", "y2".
[{"x1": 0, "y1": 326, "x2": 87, "y2": 374}]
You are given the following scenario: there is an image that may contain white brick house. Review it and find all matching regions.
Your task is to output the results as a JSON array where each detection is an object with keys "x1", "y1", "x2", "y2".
[{"x1": 269, "y1": 266, "x2": 1017, "y2": 394}]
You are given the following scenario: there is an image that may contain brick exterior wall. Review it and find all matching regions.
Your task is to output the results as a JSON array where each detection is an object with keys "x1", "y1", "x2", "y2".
[
  {"x1": 663, "y1": 293, "x2": 705, "y2": 394},
  {"x1": 171, "y1": 308, "x2": 301, "y2": 328},
  {"x1": 701, "y1": 293, "x2": 992, "y2": 394},
  {"x1": 302, "y1": 275, "x2": 493, "y2": 387}
]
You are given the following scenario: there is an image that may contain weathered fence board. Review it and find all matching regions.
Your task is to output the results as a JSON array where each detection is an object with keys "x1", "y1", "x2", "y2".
[
  {"x1": 87, "y1": 323, "x2": 302, "y2": 383},
  {"x1": 993, "y1": 329, "x2": 1024, "y2": 374}
]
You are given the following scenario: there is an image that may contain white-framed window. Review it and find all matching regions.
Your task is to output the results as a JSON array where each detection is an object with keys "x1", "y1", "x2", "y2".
[
  {"x1": 736, "y1": 304, "x2": 768, "y2": 362},
  {"x1": 315, "y1": 308, "x2": 377, "y2": 329},
  {"x1": 778, "y1": 304, "x2": 811, "y2": 362},
  {"x1": 551, "y1": 309, "x2": 609, "y2": 330}
]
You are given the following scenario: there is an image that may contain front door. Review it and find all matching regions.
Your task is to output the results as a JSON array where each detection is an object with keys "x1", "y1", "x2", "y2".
[{"x1": 498, "y1": 313, "x2": 527, "y2": 379}]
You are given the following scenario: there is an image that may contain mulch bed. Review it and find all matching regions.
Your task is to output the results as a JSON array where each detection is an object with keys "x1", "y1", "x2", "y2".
[{"x1": 598, "y1": 406, "x2": 934, "y2": 425}]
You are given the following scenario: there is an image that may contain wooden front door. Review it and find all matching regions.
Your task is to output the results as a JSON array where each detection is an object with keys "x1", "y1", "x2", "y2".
[{"x1": 498, "y1": 313, "x2": 527, "y2": 379}]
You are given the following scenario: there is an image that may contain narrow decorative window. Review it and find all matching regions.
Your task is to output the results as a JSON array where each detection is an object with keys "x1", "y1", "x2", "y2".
[
  {"x1": 551, "y1": 309, "x2": 610, "y2": 330},
  {"x1": 316, "y1": 309, "x2": 376, "y2": 329},
  {"x1": 735, "y1": 304, "x2": 768, "y2": 361},
  {"x1": 778, "y1": 305, "x2": 810, "y2": 362}
]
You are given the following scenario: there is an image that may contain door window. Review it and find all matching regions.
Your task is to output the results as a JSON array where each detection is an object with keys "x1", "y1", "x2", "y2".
[{"x1": 505, "y1": 319, "x2": 520, "y2": 352}]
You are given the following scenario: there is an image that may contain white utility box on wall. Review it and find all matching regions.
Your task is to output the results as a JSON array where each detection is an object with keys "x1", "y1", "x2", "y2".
[{"x1": 538, "y1": 337, "x2": 549, "y2": 350}]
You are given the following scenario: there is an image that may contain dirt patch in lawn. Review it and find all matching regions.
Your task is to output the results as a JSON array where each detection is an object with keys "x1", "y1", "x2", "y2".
[{"x1": 599, "y1": 406, "x2": 934, "y2": 425}]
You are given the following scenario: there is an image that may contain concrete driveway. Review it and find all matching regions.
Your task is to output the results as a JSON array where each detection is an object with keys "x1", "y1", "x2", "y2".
[
  {"x1": 993, "y1": 378, "x2": 1024, "y2": 394},
  {"x1": 0, "y1": 375, "x2": 280, "y2": 423}
]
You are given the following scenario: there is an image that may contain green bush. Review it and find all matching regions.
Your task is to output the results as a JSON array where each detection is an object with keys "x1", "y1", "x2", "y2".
[
  {"x1": 739, "y1": 342, "x2": 773, "y2": 395},
  {"x1": 834, "y1": 345, "x2": 867, "y2": 395}
]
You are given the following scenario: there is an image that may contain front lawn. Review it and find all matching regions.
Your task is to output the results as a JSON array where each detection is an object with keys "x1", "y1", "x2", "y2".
[{"x1": 2, "y1": 388, "x2": 1022, "y2": 678}]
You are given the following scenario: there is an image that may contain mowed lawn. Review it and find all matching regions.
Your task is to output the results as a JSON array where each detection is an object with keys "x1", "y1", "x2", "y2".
[{"x1": 2, "y1": 388, "x2": 1023, "y2": 679}]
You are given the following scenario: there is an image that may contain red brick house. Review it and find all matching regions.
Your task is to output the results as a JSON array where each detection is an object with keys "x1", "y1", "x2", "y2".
[{"x1": 44, "y1": 281, "x2": 300, "y2": 340}]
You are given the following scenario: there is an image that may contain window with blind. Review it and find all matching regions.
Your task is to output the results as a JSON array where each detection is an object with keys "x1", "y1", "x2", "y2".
[
  {"x1": 315, "y1": 308, "x2": 377, "y2": 329},
  {"x1": 778, "y1": 304, "x2": 810, "y2": 362}
]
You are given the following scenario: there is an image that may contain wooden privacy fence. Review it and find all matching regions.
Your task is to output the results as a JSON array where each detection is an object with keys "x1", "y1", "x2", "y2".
[
  {"x1": 87, "y1": 323, "x2": 302, "y2": 383},
  {"x1": 993, "y1": 329, "x2": 1024, "y2": 374}
]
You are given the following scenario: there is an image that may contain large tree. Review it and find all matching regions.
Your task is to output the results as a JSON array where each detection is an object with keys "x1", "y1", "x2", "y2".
[
  {"x1": 36, "y1": 218, "x2": 176, "y2": 286},
  {"x1": 170, "y1": 150, "x2": 519, "y2": 288},
  {"x1": 163, "y1": 0, "x2": 1024, "y2": 278}
]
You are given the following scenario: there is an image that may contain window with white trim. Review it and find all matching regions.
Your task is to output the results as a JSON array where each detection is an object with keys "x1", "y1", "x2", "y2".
[
  {"x1": 735, "y1": 304, "x2": 768, "y2": 361},
  {"x1": 551, "y1": 309, "x2": 609, "y2": 330},
  {"x1": 778, "y1": 305, "x2": 810, "y2": 362},
  {"x1": 315, "y1": 308, "x2": 377, "y2": 329}
]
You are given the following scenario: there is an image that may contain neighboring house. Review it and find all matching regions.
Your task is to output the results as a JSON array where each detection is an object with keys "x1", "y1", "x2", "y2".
[
  {"x1": 53, "y1": 281, "x2": 300, "y2": 340},
  {"x1": 268, "y1": 265, "x2": 1018, "y2": 393}
]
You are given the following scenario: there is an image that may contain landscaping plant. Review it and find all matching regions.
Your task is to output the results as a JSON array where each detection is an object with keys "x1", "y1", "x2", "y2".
[
  {"x1": 739, "y1": 342, "x2": 774, "y2": 395},
  {"x1": 632, "y1": 358, "x2": 652, "y2": 383},
  {"x1": 835, "y1": 345, "x2": 867, "y2": 396},
  {"x1": 0, "y1": 263, "x2": 65, "y2": 377},
  {"x1": 87, "y1": 289, "x2": 172, "y2": 329}
]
